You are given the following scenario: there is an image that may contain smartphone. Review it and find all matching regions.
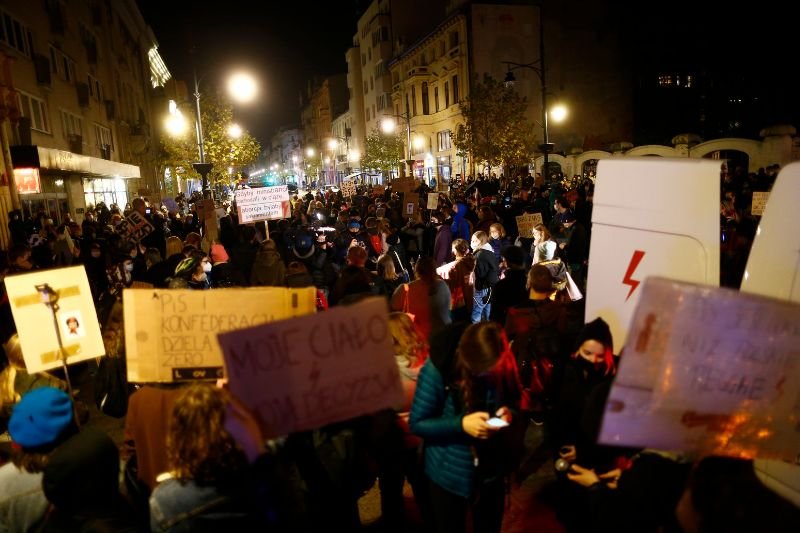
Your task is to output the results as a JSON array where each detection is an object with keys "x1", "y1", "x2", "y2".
[
  {"x1": 145, "y1": 208, "x2": 152, "y2": 214},
  {"x1": 487, "y1": 417, "x2": 509, "y2": 428}
]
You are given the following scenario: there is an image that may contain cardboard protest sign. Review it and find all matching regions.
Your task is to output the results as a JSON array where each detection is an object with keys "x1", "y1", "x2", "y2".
[
  {"x1": 515, "y1": 213, "x2": 543, "y2": 238},
  {"x1": 5, "y1": 266, "x2": 105, "y2": 372},
  {"x1": 598, "y1": 277, "x2": 800, "y2": 461},
  {"x1": 235, "y1": 186, "x2": 291, "y2": 223},
  {"x1": 392, "y1": 176, "x2": 417, "y2": 195},
  {"x1": 340, "y1": 181, "x2": 356, "y2": 197},
  {"x1": 218, "y1": 297, "x2": 404, "y2": 438},
  {"x1": 405, "y1": 198, "x2": 418, "y2": 217},
  {"x1": 751, "y1": 191, "x2": 770, "y2": 216},
  {"x1": 427, "y1": 192, "x2": 440, "y2": 210},
  {"x1": 123, "y1": 287, "x2": 316, "y2": 382},
  {"x1": 585, "y1": 158, "x2": 721, "y2": 348},
  {"x1": 117, "y1": 211, "x2": 154, "y2": 242}
]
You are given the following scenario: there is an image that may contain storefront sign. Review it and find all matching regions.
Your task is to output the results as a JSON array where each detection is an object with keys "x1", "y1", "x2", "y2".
[{"x1": 14, "y1": 168, "x2": 41, "y2": 194}]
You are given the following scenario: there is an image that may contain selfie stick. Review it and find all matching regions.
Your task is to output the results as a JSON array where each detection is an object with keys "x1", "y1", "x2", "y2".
[{"x1": 34, "y1": 283, "x2": 81, "y2": 428}]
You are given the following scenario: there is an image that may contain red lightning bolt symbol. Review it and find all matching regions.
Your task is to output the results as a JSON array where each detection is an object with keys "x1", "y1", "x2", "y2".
[{"x1": 622, "y1": 250, "x2": 646, "y2": 301}]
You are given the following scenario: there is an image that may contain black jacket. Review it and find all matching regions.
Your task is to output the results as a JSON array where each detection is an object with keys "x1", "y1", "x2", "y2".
[{"x1": 473, "y1": 247, "x2": 499, "y2": 291}]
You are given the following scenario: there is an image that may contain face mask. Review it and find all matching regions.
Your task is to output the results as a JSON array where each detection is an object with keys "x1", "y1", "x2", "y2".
[
  {"x1": 577, "y1": 356, "x2": 607, "y2": 380},
  {"x1": 91, "y1": 251, "x2": 101, "y2": 258},
  {"x1": 470, "y1": 240, "x2": 480, "y2": 251},
  {"x1": 203, "y1": 261, "x2": 212, "y2": 273},
  {"x1": 124, "y1": 263, "x2": 134, "y2": 273}
]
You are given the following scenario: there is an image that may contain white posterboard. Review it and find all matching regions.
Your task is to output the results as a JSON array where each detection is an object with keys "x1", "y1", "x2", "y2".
[
  {"x1": 5, "y1": 266, "x2": 105, "y2": 372},
  {"x1": 340, "y1": 181, "x2": 356, "y2": 197},
  {"x1": 516, "y1": 213, "x2": 543, "y2": 238},
  {"x1": 427, "y1": 193, "x2": 440, "y2": 210},
  {"x1": 751, "y1": 191, "x2": 770, "y2": 216},
  {"x1": 218, "y1": 297, "x2": 404, "y2": 438},
  {"x1": 235, "y1": 186, "x2": 291, "y2": 223},
  {"x1": 585, "y1": 158, "x2": 721, "y2": 349},
  {"x1": 599, "y1": 277, "x2": 800, "y2": 462},
  {"x1": 742, "y1": 164, "x2": 800, "y2": 315},
  {"x1": 123, "y1": 287, "x2": 316, "y2": 382}
]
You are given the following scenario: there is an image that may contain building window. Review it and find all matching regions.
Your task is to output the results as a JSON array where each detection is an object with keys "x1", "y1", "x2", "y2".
[
  {"x1": 380, "y1": 26, "x2": 389, "y2": 42},
  {"x1": 452, "y1": 75, "x2": 459, "y2": 103},
  {"x1": 49, "y1": 45, "x2": 76, "y2": 82},
  {"x1": 449, "y1": 30, "x2": 459, "y2": 49},
  {"x1": 370, "y1": 76, "x2": 374, "y2": 90},
  {"x1": 94, "y1": 123, "x2": 113, "y2": 151},
  {"x1": 17, "y1": 91, "x2": 51, "y2": 133},
  {"x1": 87, "y1": 74, "x2": 103, "y2": 100},
  {"x1": 437, "y1": 130, "x2": 452, "y2": 151},
  {"x1": 362, "y1": 53, "x2": 366, "y2": 66},
  {"x1": 61, "y1": 110, "x2": 83, "y2": 137},
  {"x1": 421, "y1": 82, "x2": 429, "y2": 115},
  {"x1": 658, "y1": 75, "x2": 673, "y2": 87},
  {"x1": 365, "y1": 107, "x2": 370, "y2": 121},
  {"x1": 364, "y1": 81, "x2": 368, "y2": 94},
  {"x1": 0, "y1": 8, "x2": 33, "y2": 57},
  {"x1": 411, "y1": 86, "x2": 417, "y2": 116},
  {"x1": 434, "y1": 86, "x2": 440, "y2": 112},
  {"x1": 444, "y1": 81, "x2": 450, "y2": 108}
]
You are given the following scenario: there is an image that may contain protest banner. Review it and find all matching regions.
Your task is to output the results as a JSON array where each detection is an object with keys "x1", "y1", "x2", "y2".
[
  {"x1": 427, "y1": 192, "x2": 440, "y2": 210},
  {"x1": 515, "y1": 213, "x2": 543, "y2": 238},
  {"x1": 117, "y1": 211, "x2": 154, "y2": 242},
  {"x1": 340, "y1": 181, "x2": 356, "y2": 197},
  {"x1": 5, "y1": 266, "x2": 105, "y2": 373},
  {"x1": 751, "y1": 191, "x2": 770, "y2": 216},
  {"x1": 218, "y1": 297, "x2": 404, "y2": 438},
  {"x1": 585, "y1": 158, "x2": 721, "y2": 348},
  {"x1": 598, "y1": 277, "x2": 800, "y2": 461},
  {"x1": 235, "y1": 186, "x2": 291, "y2": 223},
  {"x1": 123, "y1": 287, "x2": 316, "y2": 382}
]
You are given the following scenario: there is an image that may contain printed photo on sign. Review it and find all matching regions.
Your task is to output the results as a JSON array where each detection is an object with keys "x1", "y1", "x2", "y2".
[
  {"x1": 406, "y1": 202, "x2": 415, "y2": 215},
  {"x1": 62, "y1": 311, "x2": 86, "y2": 338}
]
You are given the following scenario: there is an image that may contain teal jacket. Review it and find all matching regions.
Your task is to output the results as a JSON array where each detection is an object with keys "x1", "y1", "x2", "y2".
[{"x1": 409, "y1": 360, "x2": 475, "y2": 498}]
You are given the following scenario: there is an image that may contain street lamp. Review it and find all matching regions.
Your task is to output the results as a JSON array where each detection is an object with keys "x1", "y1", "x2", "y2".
[
  {"x1": 192, "y1": 68, "x2": 258, "y2": 197},
  {"x1": 380, "y1": 114, "x2": 413, "y2": 177},
  {"x1": 502, "y1": 6, "x2": 562, "y2": 182}
]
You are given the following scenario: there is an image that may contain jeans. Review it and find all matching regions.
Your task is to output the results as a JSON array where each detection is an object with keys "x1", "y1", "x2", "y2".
[{"x1": 471, "y1": 288, "x2": 491, "y2": 323}]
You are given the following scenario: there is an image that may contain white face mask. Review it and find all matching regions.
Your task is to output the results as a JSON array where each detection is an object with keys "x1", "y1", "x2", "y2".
[
  {"x1": 202, "y1": 261, "x2": 212, "y2": 273},
  {"x1": 470, "y1": 239, "x2": 480, "y2": 251},
  {"x1": 124, "y1": 263, "x2": 134, "y2": 273}
]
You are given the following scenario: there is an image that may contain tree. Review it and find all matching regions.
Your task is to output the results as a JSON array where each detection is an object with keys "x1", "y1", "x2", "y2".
[
  {"x1": 361, "y1": 127, "x2": 405, "y2": 177},
  {"x1": 158, "y1": 92, "x2": 261, "y2": 193},
  {"x1": 453, "y1": 73, "x2": 537, "y2": 175}
]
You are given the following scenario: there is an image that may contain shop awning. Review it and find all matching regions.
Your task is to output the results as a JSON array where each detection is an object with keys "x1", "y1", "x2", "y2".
[{"x1": 10, "y1": 145, "x2": 141, "y2": 179}]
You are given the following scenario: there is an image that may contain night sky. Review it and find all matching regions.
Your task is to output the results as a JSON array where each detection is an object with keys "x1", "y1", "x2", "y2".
[
  {"x1": 136, "y1": 0, "x2": 368, "y2": 144},
  {"x1": 136, "y1": 1, "x2": 797, "y2": 146}
]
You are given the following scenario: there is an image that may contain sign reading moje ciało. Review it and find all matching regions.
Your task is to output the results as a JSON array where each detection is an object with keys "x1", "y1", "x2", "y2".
[{"x1": 218, "y1": 297, "x2": 404, "y2": 438}]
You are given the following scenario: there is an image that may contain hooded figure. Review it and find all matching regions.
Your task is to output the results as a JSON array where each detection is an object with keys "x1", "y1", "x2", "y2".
[
  {"x1": 250, "y1": 239, "x2": 287, "y2": 286},
  {"x1": 450, "y1": 202, "x2": 472, "y2": 242}
]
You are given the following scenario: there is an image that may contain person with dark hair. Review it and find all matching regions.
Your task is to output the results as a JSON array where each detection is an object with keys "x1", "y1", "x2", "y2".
[
  {"x1": 470, "y1": 231, "x2": 499, "y2": 323},
  {"x1": 410, "y1": 322, "x2": 524, "y2": 533},
  {"x1": 442, "y1": 238, "x2": 475, "y2": 323},
  {"x1": 489, "y1": 245, "x2": 527, "y2": 325},
  {"x1": 391, "y1": 256, "x2": 451, "y2": 341},
  {"x1": 250, "y1": 239, "x2": 286, "y2": 287}
]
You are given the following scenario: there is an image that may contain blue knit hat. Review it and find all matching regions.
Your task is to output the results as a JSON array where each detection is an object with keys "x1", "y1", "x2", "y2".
[{"x1": 9, "y1": 387, "x2": 74, "y2": 450}]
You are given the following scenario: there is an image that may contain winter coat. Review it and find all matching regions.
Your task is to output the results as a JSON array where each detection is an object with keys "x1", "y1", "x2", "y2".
[{"x1": 250, "y1": 250, "x2": 286, "y2": 286}]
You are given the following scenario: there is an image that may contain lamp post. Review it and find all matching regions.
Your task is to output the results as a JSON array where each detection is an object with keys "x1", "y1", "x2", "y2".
[
  {"x1": 503, "y1": 7, "x2": 557, "y2": 182},
  {"x1": 191, "y1": 67, "x2": 257, "y2": 198},
  {"x1": 381, "y1": 113, "x2": 413, "y2": 178}
]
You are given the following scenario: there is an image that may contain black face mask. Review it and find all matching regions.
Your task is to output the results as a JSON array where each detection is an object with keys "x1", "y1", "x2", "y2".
[{"x1": 577, "y1": 356, "x2": 607, "y2": 381}]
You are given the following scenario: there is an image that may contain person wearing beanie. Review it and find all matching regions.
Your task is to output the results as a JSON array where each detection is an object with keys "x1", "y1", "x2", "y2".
[
  {"x1": 209, "y1": 242, "x2": 246, "y2": 288},
  {"x1": 0, "y1": 387, "x2": 76, "y2": 532}
]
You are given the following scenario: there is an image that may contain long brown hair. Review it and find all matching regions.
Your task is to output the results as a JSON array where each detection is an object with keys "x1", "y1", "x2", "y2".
[
  {"x1": 456, "y1": 322, "x2": 523, "y2": 412},
  {"x1": 166, "y1": 384, "x2": 247, "y2": 485}
]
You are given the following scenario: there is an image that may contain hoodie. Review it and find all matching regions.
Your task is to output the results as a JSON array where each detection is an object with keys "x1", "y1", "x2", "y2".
[
  {"x1": 473, "y1": 242, "x2": 499, "y2": 290},
  {"x1": 250, "y1": 248, "x2": 287, "y2": 286},
  {"x1": 450, "y1": 203, "x2": 472, "y2": 242}
]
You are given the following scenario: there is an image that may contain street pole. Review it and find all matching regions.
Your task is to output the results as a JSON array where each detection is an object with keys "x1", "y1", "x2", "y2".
[
  {"x1": 539, "y1": 12, "x2": 550, "y2": 183},
  {"x1": 404, "y1": 115, "x2": 412, "y2": 178},
  {"x1": 192, "y1": 63, "x2": 211, "y2": 199}
]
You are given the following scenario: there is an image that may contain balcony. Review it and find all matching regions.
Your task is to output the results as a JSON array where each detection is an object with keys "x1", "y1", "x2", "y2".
[{"x1": 406, "y1": 66, "x2": 429, "y2": 80}]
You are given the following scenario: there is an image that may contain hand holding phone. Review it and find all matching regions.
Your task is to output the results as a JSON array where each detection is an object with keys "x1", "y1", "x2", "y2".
[{"x1": 486, "y1": 417, "x2": 509, "y2": 428}]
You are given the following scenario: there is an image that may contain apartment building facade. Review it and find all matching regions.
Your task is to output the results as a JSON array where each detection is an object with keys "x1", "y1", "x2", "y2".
[{"x1": 0, "y1": 0, "x2": 167, "y2": 230}]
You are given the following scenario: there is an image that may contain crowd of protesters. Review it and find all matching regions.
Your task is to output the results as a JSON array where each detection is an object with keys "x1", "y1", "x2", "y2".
[{"x1": 0, "y1": 168, "x2": 796, "y2": 532}]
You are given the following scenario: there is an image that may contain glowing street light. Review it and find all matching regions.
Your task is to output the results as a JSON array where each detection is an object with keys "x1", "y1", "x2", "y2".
[
  {"x1": 549, "y1": 103, "x2": 568, "y2": 123},
  {"x1": 227, "y1": 123, "x2": 243, "y2": 139},
  {"x1": 227, "y1": 72, "x2": 258, "y2": 103}
]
